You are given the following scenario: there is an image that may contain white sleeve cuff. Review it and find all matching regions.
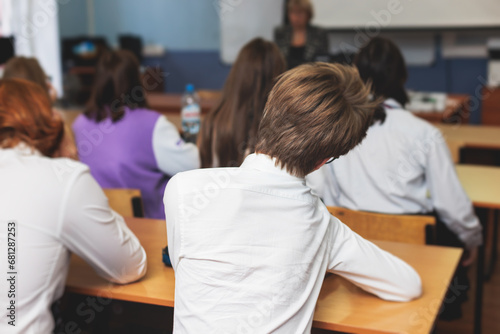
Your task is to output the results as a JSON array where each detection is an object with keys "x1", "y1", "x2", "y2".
[{"x1": 152, "y1": 116, "x2": 200, "y2": 176}]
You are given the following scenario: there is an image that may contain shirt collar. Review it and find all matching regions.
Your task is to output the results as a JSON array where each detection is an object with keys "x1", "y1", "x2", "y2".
[
  {"x1": 240, "y1": 153, "x2": 305, "y2": 181},
  {"x1": 383, "y1": 98, "x2": 403, "y2": 110},
  {"x1": 1, "y1": 142, "x2": 42, "y2": 157}
]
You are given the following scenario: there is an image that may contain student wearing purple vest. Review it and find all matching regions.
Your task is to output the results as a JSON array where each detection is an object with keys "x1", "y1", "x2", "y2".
[{"x1": 73, "y1": 50, "x2": 199, "y2": 219}]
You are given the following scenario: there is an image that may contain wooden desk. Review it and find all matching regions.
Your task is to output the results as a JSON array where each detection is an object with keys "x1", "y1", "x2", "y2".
[
  {"x1": 314, "y1": 241, "x2": 461, "y2": 334},
  {"x1": 66, "y1": 218, "x2": 462, "y2": 334},
  {"x1": 58, "y1": 92, "x2": 219, "y2": 126},
  {"x1": 146, "y1": 92, "x2": 220, "y2": 116},
  {"x1": 456, "y1": 164, "x2": 500, "y2": 210},
  {"x1": 456, "y1": 164, "x2": 500, "y2": 334},
  {"x1": 456, "y1": 164, "x2": 500, "y2": 279},
  {"x1": 66, "y1": 218, "x2": 174, "y2": 307},
  {"x1": 437, "y1": 124, "x2": 500, "y2": 151},
  {"x1": 437, "y1": 124, "x2": 500, "y2": 165},
  {"x1": 410, "y1": 94, "x2": 470, "y2": 124}
]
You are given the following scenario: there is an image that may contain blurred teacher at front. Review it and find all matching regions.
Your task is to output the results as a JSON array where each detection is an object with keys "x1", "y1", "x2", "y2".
[{"x1": 274, "y1": 0, "x2": 329, "y2": 69}]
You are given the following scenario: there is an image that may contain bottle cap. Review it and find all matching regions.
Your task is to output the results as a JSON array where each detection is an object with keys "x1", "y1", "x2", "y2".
[{"x1": 186, "y1": 83, "x2": 195, "y2": 93}]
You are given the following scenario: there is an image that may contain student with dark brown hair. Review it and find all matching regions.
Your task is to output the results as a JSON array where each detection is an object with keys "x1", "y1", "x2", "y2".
[
  {"x1": 0, "y1": 79, "x2": 146, "y2": 333},
  {"x1": 164, "y1": 63, "x2": 422, "y2": 333},
  {"x1": 73, "y1": 50, "x2": 199, "y2": 219},
  {"x1": 307, "y1": 37, "x2": 481, "y2": 319},
  {"x1": 197, "y1": 38, "x2": 286, "y2": 168},
  {"x1": 354, "y1": 37, "x2": 409, "y2": 107}
]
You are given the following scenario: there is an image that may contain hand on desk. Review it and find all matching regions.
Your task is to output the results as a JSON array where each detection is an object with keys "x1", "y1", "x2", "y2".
[{"x1": 462, "y1": 247, "x2": 478, "y2": 267}]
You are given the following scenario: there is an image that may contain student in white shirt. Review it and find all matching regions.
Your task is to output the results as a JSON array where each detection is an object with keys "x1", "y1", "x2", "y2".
[
  {"x1": 307, "y1": 37, "x2": 482, "y2": 320},
  {"x1": 164, "y1": 63, "x2": 422, "y2": 334},
  {"x1": 0, "y1": 79, "x2": 147, "y2": 334}
]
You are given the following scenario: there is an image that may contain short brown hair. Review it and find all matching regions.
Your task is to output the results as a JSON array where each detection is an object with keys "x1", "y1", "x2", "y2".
[
  {"x1": 255, "y1": 63, "x2": 377, "y2": 178},
  {"x1": 288, "y1": 0, "x2": 314, "y2": 20},
  {"x1": 0, "y1": 79, "x2": 63, "y2": 157}
]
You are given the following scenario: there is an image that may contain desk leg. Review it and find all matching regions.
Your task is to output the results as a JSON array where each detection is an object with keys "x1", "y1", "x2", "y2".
[
  {"x1": 474, "y1": 210, "x2": 488, "y2": 334},
  {"x1": 484, "y1": 210, "x2": 498, "y2": 281},
  {"x1": 474, "y1": 243, "x2": 484, "y2": 334}
]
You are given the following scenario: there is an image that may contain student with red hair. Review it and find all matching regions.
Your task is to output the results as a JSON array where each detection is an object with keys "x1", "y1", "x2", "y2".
[
  {"x1": 3, "y1": 56, "x2": 78, "y2": 159},
  {"x1": 0, "y1": 79, "x2": 147, "y2": 333}
]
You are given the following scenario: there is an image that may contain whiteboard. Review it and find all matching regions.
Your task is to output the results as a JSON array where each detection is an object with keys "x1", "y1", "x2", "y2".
[
  {"x1": 311, "y1": 0, "x2": 500, "y2": 29},
  {"x1": 219, "y1": 0, "x2": 284, "y2": 64}
]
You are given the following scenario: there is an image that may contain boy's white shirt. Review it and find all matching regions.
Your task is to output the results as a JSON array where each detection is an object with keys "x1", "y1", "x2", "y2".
[{"x1": 165, "y1": 153, "x2": 422, "y2": 334}]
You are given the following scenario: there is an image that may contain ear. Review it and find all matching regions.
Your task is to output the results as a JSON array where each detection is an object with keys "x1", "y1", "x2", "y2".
[{"x1": 313, "y1": 158, "x2": 329, "y2": 171}]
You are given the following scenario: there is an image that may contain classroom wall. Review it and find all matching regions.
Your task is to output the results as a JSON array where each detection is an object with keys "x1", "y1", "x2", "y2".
[
  {"x1": 142, "y1": 52, "x2": 231, "y2": 94},
  {"x1": 93, "y1": 0, "x2": 220, "y2": 50},
  {"x1": 58, "y1": 0, "x2": 89, "y2": 38},
  {"x1": 405, "y1": 38, "x2": 487, "y2": 123},
  {"x1": 58, "y1": 1, "x2": 488, "y2": 123}
]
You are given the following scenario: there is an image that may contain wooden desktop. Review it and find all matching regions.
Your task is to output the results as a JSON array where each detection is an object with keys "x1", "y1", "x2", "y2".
[{"x1": 65, "y1": 218, "x2": 462, "y2": 334}]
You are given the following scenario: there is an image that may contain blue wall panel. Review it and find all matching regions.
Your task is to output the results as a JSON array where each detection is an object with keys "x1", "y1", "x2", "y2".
[
  {"x1": 92, "y1": 0, "x2": 220, "y2": 50},
  {"x1": 143, "y1": 51, "x2": 231, "y2": 93},
  {"x1": 58, "y1": 0, "x2": 89, "y2": 37}
]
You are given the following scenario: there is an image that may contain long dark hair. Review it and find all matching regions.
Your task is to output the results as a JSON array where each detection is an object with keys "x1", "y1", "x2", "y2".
[
  {"x1": 354, "y1": 37, "x2": 409, "y2": 122},
  {"x1": 355, "y1": 37, "x2": 409, "y2": 106},
  {"x1": 85, "y1": 50, "x2": 147, "y2": 122},
  {"x1": 198, "y1": 38, "x2": 286, "y2": 167}
]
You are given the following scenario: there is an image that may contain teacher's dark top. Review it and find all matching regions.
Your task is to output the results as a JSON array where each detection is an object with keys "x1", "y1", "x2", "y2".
[{"x1": 274, "y1": 25, "x2": 329, "y2": 69}]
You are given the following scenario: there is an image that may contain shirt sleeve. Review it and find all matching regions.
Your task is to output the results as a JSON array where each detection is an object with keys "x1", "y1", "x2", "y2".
[
  {"x1": 152, "y1": 116, "x2": 200, "y2": 176},
  {"x1": 164, "y1": 175, "x2": 181, "y2": 270},
  {"x1": 59, "y1": 168, "x2": 147, "y2": 284},
  {"x1": 425, "y1": 128, "x2": 482, "y2": 249},
  {"x1": 327, "y1": 215, "x2": 422, "y2": 302}
]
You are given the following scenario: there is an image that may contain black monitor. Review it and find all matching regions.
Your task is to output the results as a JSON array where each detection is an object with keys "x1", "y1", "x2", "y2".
[
  {"x1": 61, "y1": 36, "x2": 109, "y2": 69},
  {"x1": 119, "y1": 35, "x2": 143, "y2": 63},
  {"x1": 0, "y1": 37, "x2": 15, "y2": 65}
]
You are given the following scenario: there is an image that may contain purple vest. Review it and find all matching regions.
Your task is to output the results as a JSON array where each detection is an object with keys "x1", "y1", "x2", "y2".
[{"x1": 73, "y1": 108, "x2": 168, "y2": 219}]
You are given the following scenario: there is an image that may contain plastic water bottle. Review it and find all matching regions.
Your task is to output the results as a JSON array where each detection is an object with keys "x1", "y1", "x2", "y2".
[{"x1": 181, "y1": 83, "x2": 201, "y2": 143}]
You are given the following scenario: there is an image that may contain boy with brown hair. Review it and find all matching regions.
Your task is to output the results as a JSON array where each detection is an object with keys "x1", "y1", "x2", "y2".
[{"x1": 164, "y1": 63, "x2": 422, "y2": 333}]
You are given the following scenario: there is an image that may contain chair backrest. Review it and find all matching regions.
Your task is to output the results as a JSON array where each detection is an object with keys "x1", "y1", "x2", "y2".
[
  {"x1": 327, "y1": 207, "x2": 436, "y2": 245},
  {"x1": 103, "y1": 188, "x2": 144, "y2": 218}
]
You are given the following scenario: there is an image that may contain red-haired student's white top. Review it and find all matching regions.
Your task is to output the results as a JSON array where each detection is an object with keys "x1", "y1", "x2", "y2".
[{"x1": 0, "y1": 144, "x2": 147, "y2": 334}]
